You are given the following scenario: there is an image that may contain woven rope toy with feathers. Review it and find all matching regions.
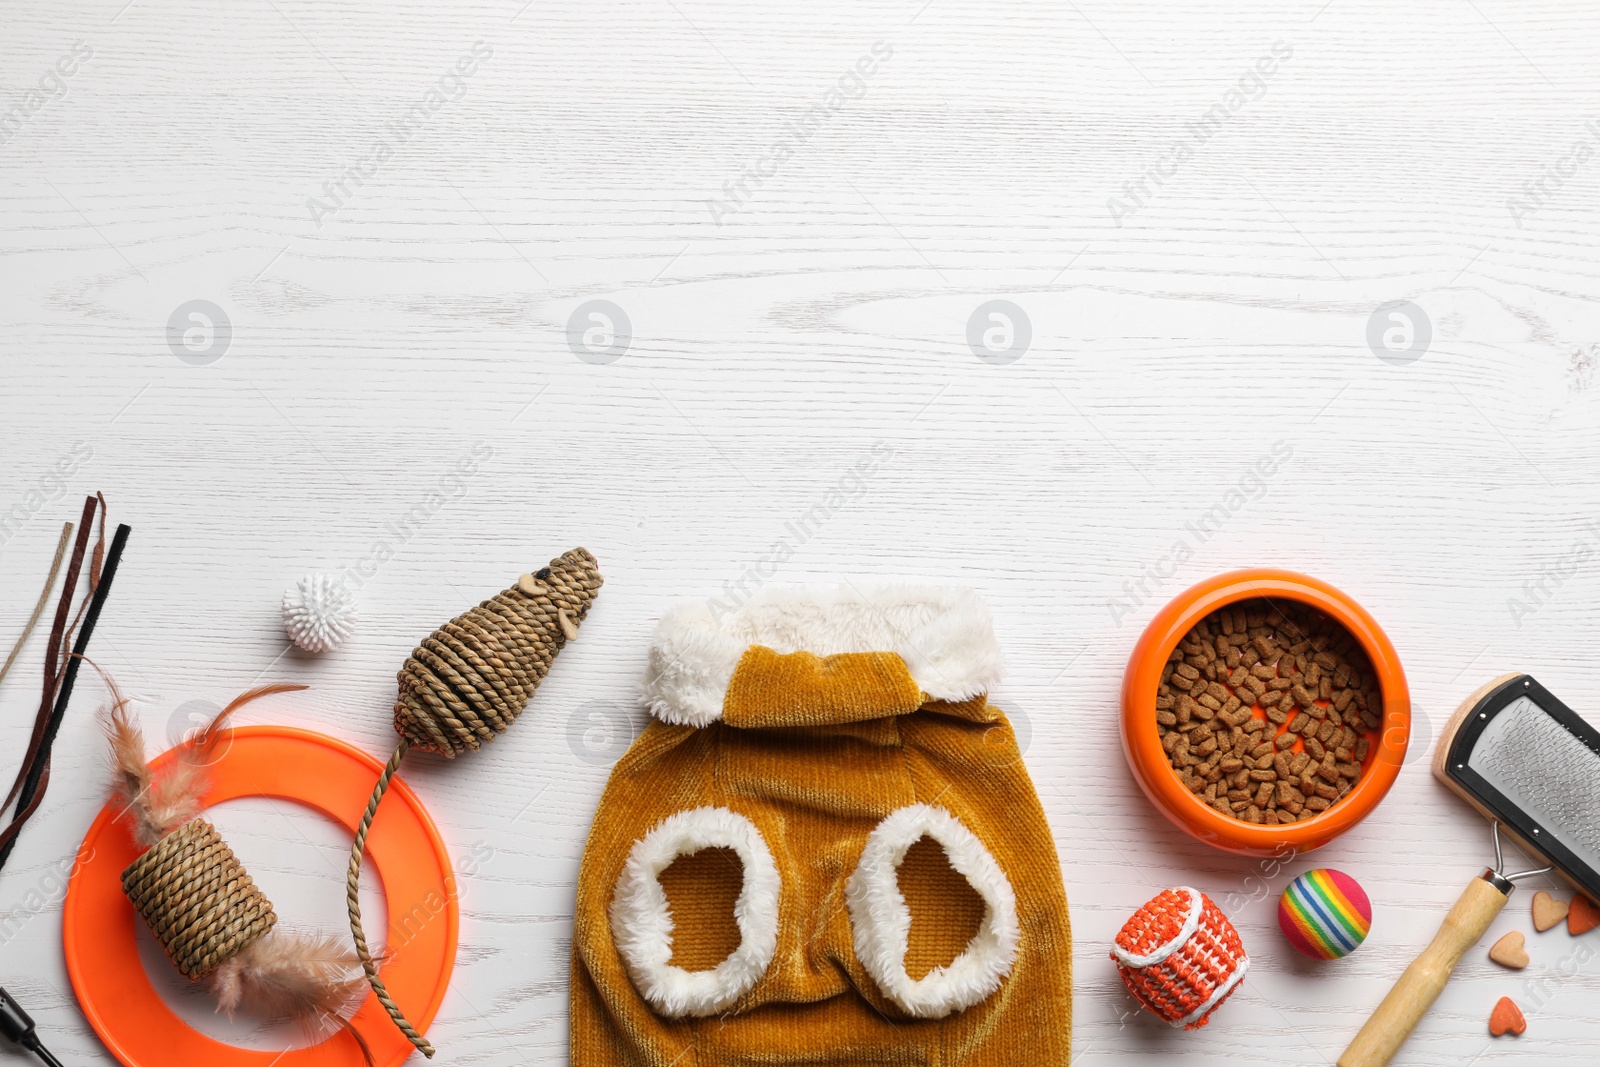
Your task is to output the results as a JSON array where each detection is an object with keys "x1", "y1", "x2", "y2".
[
  {"x1": 104, "y1": 681, "x2": 375, "y2": 1065},
  {"x1": 346, "y1": 547, "x2": 603, "y2": 1057}
]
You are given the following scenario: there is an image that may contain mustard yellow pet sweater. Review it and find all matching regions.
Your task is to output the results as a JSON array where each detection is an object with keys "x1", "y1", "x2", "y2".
[{"x1": 571, "y1": 586, "x2": 1072, "y2": 1065}]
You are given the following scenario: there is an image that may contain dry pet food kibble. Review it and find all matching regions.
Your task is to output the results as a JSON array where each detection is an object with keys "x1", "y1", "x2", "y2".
[
  {"x1": 1489, "y1": 996, "x2": 1527, "y2": 1037},
  {"x1": 1154, "y1": 599, "x2": 1383, "y2": 826},
  {"x1": 1570, "y1": 894, "x2": 1600, "y2": 936},
  {"x1": 1531, "y1": 890, "x2": 1569, "y2": 932},
  {"x1": 1488, "y1": 931, "x2": 1530, "y2": 969}
]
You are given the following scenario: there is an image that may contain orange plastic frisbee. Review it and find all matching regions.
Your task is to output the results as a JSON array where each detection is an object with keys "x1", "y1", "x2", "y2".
[{"x1": 64, "y1": 726, "x2": 457, "y2": 1067}]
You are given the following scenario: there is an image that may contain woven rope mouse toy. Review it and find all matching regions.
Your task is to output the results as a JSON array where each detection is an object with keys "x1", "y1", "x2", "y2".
[{"x1": 346, "y1": 548, "x2": 603, "y2": 1057}]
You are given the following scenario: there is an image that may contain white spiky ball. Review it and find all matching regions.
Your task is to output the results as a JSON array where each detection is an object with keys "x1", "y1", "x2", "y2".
[{"x1": 281, "y1": 573, "x2": 357, "y2": 653}]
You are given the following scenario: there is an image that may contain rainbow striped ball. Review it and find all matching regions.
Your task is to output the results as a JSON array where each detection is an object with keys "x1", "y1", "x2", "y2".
[{"x1": 1278, "y1": 869, "x2": 1371, "y2": 960}]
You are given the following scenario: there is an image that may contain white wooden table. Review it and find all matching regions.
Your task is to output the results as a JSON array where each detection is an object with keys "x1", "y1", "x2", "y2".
[{"x1": 4, "y1": 0, "x2": 1600, "y2": 1062}]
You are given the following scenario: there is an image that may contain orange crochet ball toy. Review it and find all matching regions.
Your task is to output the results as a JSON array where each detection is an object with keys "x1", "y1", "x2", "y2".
[{"x1": 1111, "y1": 886, "x2": 1249, "y2": 1030}]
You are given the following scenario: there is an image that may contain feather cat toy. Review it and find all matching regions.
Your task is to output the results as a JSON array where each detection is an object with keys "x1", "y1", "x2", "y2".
[{"x1": 103, "y1": 679, "x2": 374, "y2": 1063}]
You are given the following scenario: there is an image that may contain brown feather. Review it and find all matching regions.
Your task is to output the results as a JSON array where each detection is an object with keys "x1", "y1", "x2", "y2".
[
  {"x1": 98, "y1": 672, "x2": 165, "y2": 846},
  {"x1": 102, "y1": 680, "x2": 312, "y2": 843},
  {"x1": 210, "y1": 930, "x2": 375, "y2": 1065},
  {"x1": 189, "y1": 683, "x2": 309, "y2": 762},
  {"x1": 139, "y1": 760, "x2": 205, "y2": 839},
  {"x1": 209, "y1": 930, "x2": 369, "y2": 1034}
]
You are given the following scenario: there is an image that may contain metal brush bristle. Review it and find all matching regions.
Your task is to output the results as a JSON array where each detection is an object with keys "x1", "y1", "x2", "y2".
[{"x1": 1469, "y1": 693, "x2": 1600, "y2": 877}]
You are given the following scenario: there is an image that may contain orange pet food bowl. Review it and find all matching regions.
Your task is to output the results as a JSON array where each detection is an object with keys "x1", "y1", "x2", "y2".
[
  {"x1": 64, "y1": 726, "x2": 457, "y2": 1067},
  {"x1": 1121, "y1": 569, "x2": 1410, "y2": 857}
]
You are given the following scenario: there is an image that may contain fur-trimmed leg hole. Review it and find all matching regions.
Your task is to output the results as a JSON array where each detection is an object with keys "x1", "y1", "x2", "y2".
[
  {"x1": 659, "y1": 846, "x2": 744, "y2": 972},
  {"x1": 898, "y1": 835, "x2": 985, "y2": 980}
]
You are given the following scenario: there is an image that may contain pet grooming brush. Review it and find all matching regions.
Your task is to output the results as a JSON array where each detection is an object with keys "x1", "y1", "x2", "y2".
[{"x1": 1339, "y1": 673, "x2": 1600, "y2": 1067}]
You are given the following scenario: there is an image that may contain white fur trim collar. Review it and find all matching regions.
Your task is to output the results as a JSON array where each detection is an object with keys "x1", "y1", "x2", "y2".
[
  {"x1": 642, "y1": 586, "x2": 1004, "y2": 727},
  {"x1": 845, "y1": 804, "x2": 1020, "y2": 1018},
  {"x1": 609, "y1": 806, "x2": 781, "y2": 1018}
]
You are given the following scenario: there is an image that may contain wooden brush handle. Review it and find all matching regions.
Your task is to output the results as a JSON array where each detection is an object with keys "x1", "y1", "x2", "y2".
[{"x1": 1338, "y1": 874, "x2": 1510, "y2": 1067}]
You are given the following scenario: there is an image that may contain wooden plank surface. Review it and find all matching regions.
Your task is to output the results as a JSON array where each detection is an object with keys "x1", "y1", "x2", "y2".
[{"x1": 3, "y1": 0, "x2": 1600, "y2": 1062}]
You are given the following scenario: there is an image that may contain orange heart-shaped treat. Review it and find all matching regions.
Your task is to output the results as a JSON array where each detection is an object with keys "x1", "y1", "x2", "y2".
[
  {"x1": 1488, "y1": 931, "x2": 1529, "y2": 969},
  {"x1": 1570, "y1": 894, "x2": 1600, "y2": 936},
  {"x1": 1531, "y1": 890, "x2": 1568, "y2": 932},
  {"x1": 1489, "y1": 996, "x2": 1527, "y2": 1037}
]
